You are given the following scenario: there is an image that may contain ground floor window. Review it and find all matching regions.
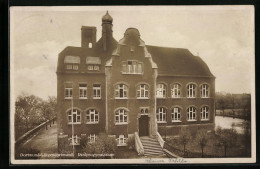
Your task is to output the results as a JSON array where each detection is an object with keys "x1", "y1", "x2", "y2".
[
  {"x1": 201, "y1": 106, "x2": 209, "y2": 120},
  {"x1": 187, "y1": 106, "x2": 196, "y2": 121},
  {"x1": 69, "y1": 135, "x2": 81, "y2": 145},
  {"x1": 88, "y1": 134, "x2": 97, "y2": 143},
  {"x1": 172, "y1": 107, "x2": 181, "y2": 122},
  {"x1": 116, "y1": 135, "x2": 127, "y2": 146},
  {"x1": 115, "y1": 109, "x2": 128, "y2": 124},
  {"x1": 156, "y1": 107, "x2": 166, "y2": 123}
]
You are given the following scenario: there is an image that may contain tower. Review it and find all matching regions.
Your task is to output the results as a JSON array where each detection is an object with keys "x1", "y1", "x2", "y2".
[{"x1": 101, "y1": 11, "x2": 113, "y2": 51}]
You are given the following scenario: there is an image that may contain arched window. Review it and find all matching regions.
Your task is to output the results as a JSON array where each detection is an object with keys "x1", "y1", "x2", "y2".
[
  {"x1": 201, "y1": 106, "x2": 209, "y2": 120},
  {"x1": 115, "y1": 109, "x2": 128, "y2": 124},
  {"x1": 187, "y1": 84, "x2": 196, "y2": 98},
  {"x1": 68, "y1": 109, "x2": 81, "y2": 124},
  {"x1": 86, "y1": 109, "x2": 99, "y2": 124},
  {"x1": 187, "y1": 107, "x2": 196, "y2": 121},
  {"x1": 137, "y1": 84, "x2": 149, "y2": 98},
  {"x1": 156, "y1": 107, "x2": 166, "y2": 123},
  {"x1": 156, "y1": 83, "x2": 166, "y2": 98},
  {"x1": 172, "y1": 107, "x2": 181, "y2": 122},
  {"x1": 115, "y1": 84, "x2": 128, "y2": 98},
  {"x1": 171, "y1": 83, "x2": 181, "y2": 98},
  {"x1": 201, "y1": 84, "x2": 209, "y2": 98}
]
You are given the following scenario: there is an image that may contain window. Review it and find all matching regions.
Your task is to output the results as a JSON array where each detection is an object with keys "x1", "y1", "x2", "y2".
[
  {"x1": 171, "y1": 83, "x2": 181, "y2": 98},
  {"x1": 79, "y1": 84, "x2": 87, "y2": 99},
  {"x1": 201, "y1": 106, "x2": 209, "y2": 120},
  {"x1": 69, "y1": 135, "x2": 80, "y2": 145},
  {"x1": 86, "y1": 109, "x2": 99, "y2": 123},
  {"x1": 66, "y1": 64, "x2": 72, "y2": 70},
  {"x1": 187, "y1": 84, "x2": 196, "y2": 98},
  {"x1": 201, "y1": 84, "x2": 209, "y2": 98},
  {"x1": 122, "y1": 61, "x2": 143, "y2": 74},
  {"x1": 93, "y1": 84, "x2": 101, "y2": 99},
  {"x1": 140, "y1": 107, "x2": 149, "y2": 114},
  {"x1": 88, "y1": 65, "x2": 93, "y2": 70},
  {"x1": 137, "y1": 84, "x2": 149, "y2": 98},
  {"x1": 88, "y1": 43, "x2": 92, "y2": 48},
  {"x1": 94, "y1": 65, "x2": 99, "y2": 70},
  {"x1": 187, "y1": 107, "x2": 196, "y2": 121},
  {"x1": 115, "y1": 84, "x2": 128, "y2": 98},
  {"x1": 156, "y1": 107, "x2": 166, "y2": 123},
  {"x1": 172, "y1": 107, "x2": 181, "y2": 122},
  {"x1": 117, "y1": 135, "x2": 127, "y2": 146},
  {"x1": 68, "y1": 109, "x2": 81, "y2": 124},
  {"x1": 88, "y1": 134, "x2": 97, "y2": 143},
  {"x1": 65, "y1": 83, "x2": 73, "y2": 99},
  {"x1": 115, "y1": 109, "x2": 128, "y2": 124},
  {"x1": 156, "y1": 84, "x2": 166, "y2": 98},
  {"x1": 73, "y1": 65, "x2": 78, "y2": 70}
]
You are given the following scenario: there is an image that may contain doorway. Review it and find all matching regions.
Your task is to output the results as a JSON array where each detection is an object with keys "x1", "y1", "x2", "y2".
[{"x1": 139, "y1": 115, "x2": 149, "y2": 136}]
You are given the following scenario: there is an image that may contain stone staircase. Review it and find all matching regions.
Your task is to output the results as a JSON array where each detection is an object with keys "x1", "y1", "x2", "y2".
[{"x1": 140, "y1": 136, "x2": 165, "y2": 156}]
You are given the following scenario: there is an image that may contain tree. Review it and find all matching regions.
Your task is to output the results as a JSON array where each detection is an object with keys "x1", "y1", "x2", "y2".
[
  {"x1": 196, "y1": 129, "x2": 208, "y2": 157},
  {"x1": 15, "y1": 94, "x2": 42, "y2": 131},
  {"x1": 39, "y1": 96, "x2": 57, "y2": 129},
  {"x1": 215, "y1": 127, "x2": 238, "y2": 157},
  {"x1": 178, "y1": 127, "x2": 191, "y2": 156}
]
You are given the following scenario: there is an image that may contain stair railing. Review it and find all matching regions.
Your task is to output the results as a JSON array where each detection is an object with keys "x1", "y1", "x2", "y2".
[
  {"x1": 156, "y1": 132, "x2": 165, "y2": 148},
  {"x1": 134, "y1": 132, "x2": 144, "y2": 155}
]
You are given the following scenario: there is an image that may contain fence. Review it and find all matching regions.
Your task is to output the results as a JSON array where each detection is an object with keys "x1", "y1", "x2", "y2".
[{"x1": 15, "y1": 118, "x2": 56, "y2": 147}]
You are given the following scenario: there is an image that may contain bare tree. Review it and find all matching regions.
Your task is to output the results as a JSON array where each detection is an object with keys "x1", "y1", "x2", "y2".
[
  {"x1": 179, "y1": 127, "x2": 191, "y2": 157},
  {"x1": 215, "y1": 127, "x2": 238, "y2": 157},
  {"x1": 196, "y1": 129, "x2": 208, "y2": 157}
]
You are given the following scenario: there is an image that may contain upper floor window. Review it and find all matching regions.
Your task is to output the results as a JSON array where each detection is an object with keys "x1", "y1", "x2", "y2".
[
  {"x1": 156, "y1": 107, "x2": 166, "y2": 123},
  {"x1": 86, "y1": 109, "x2": 99, "y2": 124},
  {"x1": 122, "y1": 60, "x2": 143, "y2": 74},
  {"x1": 65, "y1": 83, "x2": 73, "y2": 99},
  {"x1": 156, "y1": 83, "x2": 166, "y2": 98},
  {"x1": 79, "y1": 84, "x2": 87, "y2": 99},
  {"x1": 68, "y1": 109, "x2": 81, "y2": 124},
  {"x1": 115, "y1": 109, "x2": 128, "y2": 124},
  {"x1": 201, "y1": 84, "x2": 209, "y2": 98},
  {"x1": 117, "y1": 135, "x2": 127, "y2": 146},
  {"x1": 201, "y1": 106, "x2": 209, "y2": 120},
  {"x1": 69, "y1": 135, "x2": 81, "y2": 145},
  {"x1": 187, "y1": 107, "x2": 196, "y2": 121},
  {"x1": 172, "y1": 107, "x2": 181, "y2": 122},
  {"x1": 86, "y1": 57, "x2": 101, "y2": 71},
  {"x1": 88, "y1": 65, "x2": 100, "y2": 71},
  {"x1": 93, "y1": 84, "x2": 101, "y2": 99},
  {"x1": 137, "y1": 84, "x2": 149, "y2": 99},
  {"x1": 187, "y1": 84, "x2": 196, "y2": 98},
  {"x1": 64, "y1": 55, "x2": 80, "y2": 70},
  {"x1": 171, "y1": 83, "x2": 181, "y2": 98},
  {"x1": 115, "y1": 84, "x2": 128, "y2": 99},
  {"x1": 88, "y1": 134, "x2": 97, "y2": 143}
]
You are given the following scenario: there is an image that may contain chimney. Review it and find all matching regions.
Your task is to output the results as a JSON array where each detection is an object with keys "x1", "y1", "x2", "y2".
[{"x1": 81, "y1": 26, "x2": 97, "y2": 48}]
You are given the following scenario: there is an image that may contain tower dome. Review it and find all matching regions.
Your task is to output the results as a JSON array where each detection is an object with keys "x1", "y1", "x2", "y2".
[{"x1": 102, "y1": 11, "x2": 113, "y2": 23}]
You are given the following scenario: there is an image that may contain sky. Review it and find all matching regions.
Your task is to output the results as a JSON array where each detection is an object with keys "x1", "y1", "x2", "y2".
[{"x1": 10, "y1": 6, "x2": 255, "y2": 99}]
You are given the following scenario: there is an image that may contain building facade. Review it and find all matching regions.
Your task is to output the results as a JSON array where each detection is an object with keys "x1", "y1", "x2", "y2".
[{"x1": 56, "y1": 12, "x2": 215, "y2": 148}]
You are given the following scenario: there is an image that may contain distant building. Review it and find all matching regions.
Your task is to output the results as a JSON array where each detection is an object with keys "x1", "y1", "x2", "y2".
[{"x1": 56, "y1": 12, "x2": 215, "y2": 154}]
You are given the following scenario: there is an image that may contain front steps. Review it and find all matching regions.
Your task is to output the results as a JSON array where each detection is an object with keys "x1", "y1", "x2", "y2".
[{"x1": 140, "y1": 136, "x2": 165, "y2": 156}]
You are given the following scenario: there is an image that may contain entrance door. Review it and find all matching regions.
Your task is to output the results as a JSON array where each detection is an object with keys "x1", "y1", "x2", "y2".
[{"x1": 139, "y1": 115, "x2": 149, "y2": 136}]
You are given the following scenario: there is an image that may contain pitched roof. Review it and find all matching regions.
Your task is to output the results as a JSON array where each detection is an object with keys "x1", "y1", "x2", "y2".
[{"x1": 146, "y1": 45, "x2": 214, "y2": 77}]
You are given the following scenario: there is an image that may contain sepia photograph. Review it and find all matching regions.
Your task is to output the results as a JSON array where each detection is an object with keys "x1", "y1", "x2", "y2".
[{"x1": 10, "y1": 6, "x2": 255, "y2": 164}]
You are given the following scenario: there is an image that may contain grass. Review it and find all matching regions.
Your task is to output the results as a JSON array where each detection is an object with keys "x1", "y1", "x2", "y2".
[
  {"x1": 166, "y1": 133, "x2": 250, "y2": 158},
  {"x1": 114, "y1": 146, "x2": 139, "y2": 159}
]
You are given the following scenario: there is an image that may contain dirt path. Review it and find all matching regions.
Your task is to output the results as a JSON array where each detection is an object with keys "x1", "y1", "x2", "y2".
[{"x1": 22, "y1": 122, "x2": 58, "y2": 156}]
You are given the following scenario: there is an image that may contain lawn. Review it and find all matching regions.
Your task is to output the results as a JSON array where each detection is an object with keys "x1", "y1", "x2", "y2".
[
  {"x1": 165, "y1": 133, "x2": 250, "y2": 158},
  {"x1": 114, "y1": 146, "x2": 139, "y2": 159}
]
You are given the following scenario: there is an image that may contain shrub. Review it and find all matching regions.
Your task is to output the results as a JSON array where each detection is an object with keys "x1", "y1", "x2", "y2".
[{"x1": 127, "y1": 135, "x2": 135, "y2": 150}]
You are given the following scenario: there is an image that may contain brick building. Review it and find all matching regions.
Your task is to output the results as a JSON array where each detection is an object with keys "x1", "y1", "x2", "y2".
[{"x1": 56, "y1": 12, "x2": 215, "y2": 154}]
